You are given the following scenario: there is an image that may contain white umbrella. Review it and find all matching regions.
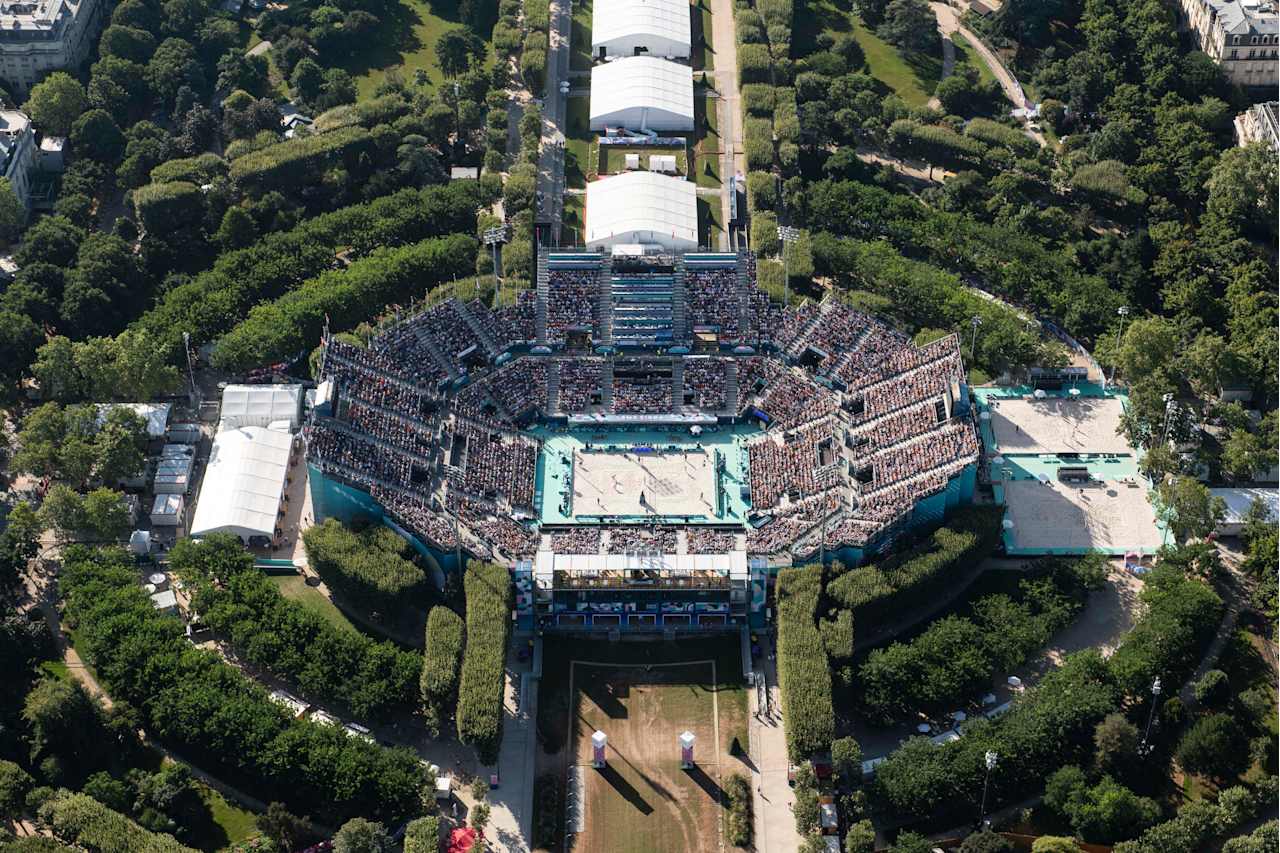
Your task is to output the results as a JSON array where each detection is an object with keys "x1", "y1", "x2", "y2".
[
  {"x1": 1034, "y1": 388, "x2": 1047, "y2": 399},
  {"x1": 992, "y1": 455, "x2": 1005, "y2": 465},
  {"x1": 916, "y1": 723, "x2": 932, "y2": 734},
  {"x1": 142, "y1": 583, "x2": 157, "y2": 594},
  {"x1": 1002, "y1": 519, "x2": 1014, "y2": 530},
  {"x1": 1037, "y1": 472, "x2": 1050, "y2": 484},
  {"x1": 149, "y1": 572, "x2": 167, "y2": 585},
  {"x1": 951, "y1": 710, "x2": 967, "y2": 722},
  {"x1": 1069, "y1": 387, "x2": 1081, "y2": 397}
]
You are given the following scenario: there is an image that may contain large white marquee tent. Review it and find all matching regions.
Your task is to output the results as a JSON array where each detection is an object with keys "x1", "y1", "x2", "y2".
[
  {"x1": 589, "y1": 56, "x2": 694, "y2": 131},
  {"x1": 219, "y1": 384, "x2": 303, "y2": 431},
  {"x1": 189, "y1": 426, "x2": 294, "y2": 542},
  {"x1": 585, "y1": 171, "x2": 698, "y2": 251},
  {"x1": 591, "y1": 0, "x2": 691, "y2": 59}
]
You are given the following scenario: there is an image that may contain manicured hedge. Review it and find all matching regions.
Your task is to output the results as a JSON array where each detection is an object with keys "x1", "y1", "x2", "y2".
[
  {"x1": 421, "y1": 605, "x2": 465, "y2": 736},
  {"x1": 229, "y1": 126, "x2": 378, "y2": 194},
  {"x1": 212, "y1": 232, "x2": 477, "y2": 370},
  {"x1": 735, "y1": 9, "x2": 765, "y2": 43},
  {"x1": 738, "y1": 43, "x2": 772, "y2": 85},
  {"x1": 38, "y1": 791, "x2": 196, "y2": 853},
  {"x1": 1070, "y1": 160, "x2": 1146, "y2": 205},
  {"x1": 724, "y1": 773, "x2": 752, "y2": 847},
  {"x1": 174, "y1": 534, "x2": 421, "y2": 722},
  {"x1": 963, "y1": 117, "x2": 1036, "y2": 156},
  {"x1": 744, "y1": 117, "x2": 774, "y2": 171},
  {"x1": 826, "y1": 506, "x2": 1002, "y2": 627},
  {"x1": 60, "y1": 546, "x2": 425, "y2": 823},
  {"x1": 456, "y1": 561, "x2": 512, "y2": 765},
  {"x1": 133, "y1": 180, "x2": 204, "y2": 233},
  {"x1": 742, "y1": 84, "x2": 776, "y2": 117},
  {"x1": 746, "y1": 171, "x2": 776, "y2": 210},
  {"x1": 301, "y1": 519, "x2": 428, "y2": 616},
  {"x1": 129, "y1": 182, "x2": 484, "y2": 364},
  {"x1": 149, "y1": 152, "x2": 228, "y2": 185},
  {"x1": 402, "y1": 815, "x2": 441, "y2": 853},
  {"x1": 776, "y1": 565, "x2": 834, "y2": 762},
  {"x1": 888, "y1": 119, "x2": 988, "y2": 167}
]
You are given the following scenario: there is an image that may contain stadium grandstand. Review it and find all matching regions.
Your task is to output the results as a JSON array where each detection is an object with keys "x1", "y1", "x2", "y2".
[{"x1": 305, "y1": 250, "x2": 980, "y2": 635}]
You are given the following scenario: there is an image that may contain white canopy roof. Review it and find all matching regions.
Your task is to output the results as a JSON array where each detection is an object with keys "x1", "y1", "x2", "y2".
[
  {"x1": 585, "y1": 171, "x2": 698, "y2": 251},
  {"x1": 593, "y1": 0, "x2": 691, "y2": 56},
  {"x1": 590, "y1": 57, "x2": 694, "y2": 131},
  {"x1": 219, "y1": 384, "x2": 303, "y2": 431},
  {"x1": 190, "y1": 426, "x2": 293, "y2": 541},
  {"x1": 95, "y1": 403, "x2": 172, "y2": 438},
  {"x1": 1210, "y1": 487, "x2": 1278, "y2": 524}
]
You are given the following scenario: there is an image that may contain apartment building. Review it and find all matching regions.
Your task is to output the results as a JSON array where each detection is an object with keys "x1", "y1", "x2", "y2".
[
  {"x1": 0, "y1": 0, "x2": 105, "y2": 95},
  {"x1": 1179, "y1": 0, "x2": 1279, "y2": 89}
]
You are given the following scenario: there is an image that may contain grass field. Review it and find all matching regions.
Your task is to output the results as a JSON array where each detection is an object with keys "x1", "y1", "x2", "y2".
[
  {"x1": 565, "y1": 96, "x2": 593, "y2": 189},
  {"x1": 692, "y1": 0, "x2": 715, "y2": 71},
  {"x1": 698, "y1": 197, "x2": 725, "y2": 249},
  {"x1": 269, "y1": 574, "x2": 357, "y2": 633},
  {"x1": 536, "y1": 638, "x2": 749, "y2": 852},
  {"x1": 341, "y1": 0, "x2": 476, "y2": 99},
  {"x1": 951, "y1": 32, "x2": 997, "y2": 88},
  {"x1": 571, "y1": 0, "x2": 594, "y2": 71},
  {"x1": 693, "y1": 94, "x2": 721, "y2": 188},
  {"x1": 599, "y1": 146, "x2": 689, "y2": 176},
  {"x1": 562, "y1": 193, "x2": 585, "y2": 246},
  {"x1": 849, "y1": 14, "x2": 941, "y2": 106}
]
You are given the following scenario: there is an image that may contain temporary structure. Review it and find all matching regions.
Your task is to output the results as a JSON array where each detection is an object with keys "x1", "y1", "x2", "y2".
[{"x1": 189, "y1": 426, "x2": 293, "y2": 542}]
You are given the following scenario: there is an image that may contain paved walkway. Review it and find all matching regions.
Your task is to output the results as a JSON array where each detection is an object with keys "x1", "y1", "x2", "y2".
[
  {"x1": 926, "y1": 2, "x2": 957, "y2": 111},
  {"x1": 474, "y1": 652, "x2": 537, "y2": 852},
  {"x1": 748, "y1": 639, "x2": 801, "y2": 853},
  {"x1": 536, "y1": 0, "x2": 571, "y2": 242},
  {"x1": 710, "y1": 0, "x2": 743, "y2": 250}
]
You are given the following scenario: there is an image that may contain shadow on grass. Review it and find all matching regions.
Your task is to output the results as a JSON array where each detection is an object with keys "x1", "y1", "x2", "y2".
[
  {"x1": 600, "y1": 764, "x2": 654, "y2": 814},
  {"x1": 338, "y1": 0, "x2": 462, "y2": 81},
  {"x1": 685, "y1": 764, "x2": 725, "y2": 805}
]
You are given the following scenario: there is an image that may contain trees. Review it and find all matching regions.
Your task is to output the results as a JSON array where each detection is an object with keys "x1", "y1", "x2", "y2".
[
  {"x1": 831, "y1": 736, "x2": 863, "y2": 784},
  {"x1": 1092, "y1": 712, "x2": 1139, "y2": 774},
  {"x1": 23, "y1": 73, "x2": 87, "y2": 135},
  {"x1": 1151, "y1": 477, "x2": 1226, "y2": 544},
  {"x1": 1031, "y1": 838, "x2": 1083, "y2": 853},
  {"x1": 845, "y1": 820, "x2": 876, "y2": 853},
  {"x1": 0, "y1": 178, "x2": 26, "y2": 244},
  {"x1": 0, "y1": 760, "x2": 33, "y2": 820},
  {"x1": 37, "y1": 484, "x2": 88, "y2": 541},
  {"x1": 436, "y1": 27, "x2": 485, "y2": 77},
  {"x1": 37, "y1": 791, "x2": 196, "y2": 852},
  {"x1": 1176, "y1": 715, "x2": 1247, "y2": 780},
  {"x1": 1043, "y1": 769, "x2": 1161, "y2": 843},
  {"x1": 300, "y1": 519, "x2": 428, "y2": 617},
  {"x1": 82, "y1": 488, "x2": 130, "y2": 541},
  {"x1": 333, "y1": 818, "x2": 392, "y2": 853},
  {"x1": 146, "y1": 38, "x2": 205, "y2": 103},
  {"x1": 402, "y1": 816, "x2": 441, "y2": 853},
  {"x1": 70, "y1": 110, "x2": 126, "y2": 163},
  {"x1": 877, "y1": 0, "x2": 937, "y2": 52},
  {"x1": 959, "y1": 831, "x2": 1014, "y2": 853},
  {"x1": 776, "y1": 565, "x2": 834, "y2": 762},
  {"x1": 421, "y1": 605, "x2": 464, "y2": 736},
  {"x1": 456, "y1": 561, "x2": 512, "y2": 764}
]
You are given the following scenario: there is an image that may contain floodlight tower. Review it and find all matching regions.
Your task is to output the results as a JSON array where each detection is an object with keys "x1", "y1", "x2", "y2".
[
  {"x1": 679, "y1": 731, "x2": 696, "y2": 769},
  {"x1": 483, "y1": 225, "x2": 510, "y2": 308},
  {"x1": 1110, "y1": 306, "x2": 1130, "y2": 386},
  {"x1": 777, "y1": 225, "x2": 801, "y2": 308},
  {"x1": 592, "y1": 731, "x2": 608, "y2": 769}
]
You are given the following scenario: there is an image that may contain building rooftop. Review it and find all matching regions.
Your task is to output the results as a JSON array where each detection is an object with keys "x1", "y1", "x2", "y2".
[
  {"x1": 590, "y1": 56, "x2": 694, "y2": 128},
  {"x1": 592, "y1": 0, "x2": 691, "y2": 51}
]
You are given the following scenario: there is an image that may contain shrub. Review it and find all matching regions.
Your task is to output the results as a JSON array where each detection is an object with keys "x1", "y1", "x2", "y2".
[
  {"x1": 1193, "y1": 668, "x2": 1230, "y2": 707},
  {"x1": 1070, "y1": 160, "x2": 1146, "y2": 205},
  {"x1": 132, "y1": 180, "x2": 204, "y2": 233},
  {"x1": 742, "y1": 83, "x2": 776, "y2": 116},
  {"x1": 738, "y1": 43, "x2": 772, "y2": 85},
  {"x1": 888, "y1": 119, "x2": 987, "y2": 167},
  {"x1": 818, "y1": 608, "x2": 854, "y2": 663},
  {"x1": 1177, "y1": 715, "x2": 1247, "y2": 780},
  {"x1": 521, "y1": 49, "x2": 547, "y2": 94},
  {"x1": 735, "y1": 9, "x2": 765, "y2": 43},
  {"x1": 746, "y1": 171, "x2": 777, "y2": 210},
  {"x1": 524, "y1": 0, "x2": 549, "y2": 31},
  {"x1": 750, "y1": 210, "x2": 779, "y2": 256},
  {"x1": 724, "y1": 773, "x2": 752, "y2": 847},
  {"x1": 300, "y1": 519, "x2": 428, "y2": 615},
  {"x1": 38, "y1": 791, "x2": 196, "y2": 853},
  {"x1": 1108, "y1": 564, "x2": 1221, "y2": 696},
  {"x1": 776, "y1": 565, "x2": 834, "y2": 761},
  {"x1": 827, "y1": 506, "x2": 1002, "y2": 624},
  {"x1": 963, "y1": 118, "x2": 1036, "y2": 156},
  {"x1": 229, "y1": 126, "x2": 378, "y2": 195},
  {"x1": 456, "y1": 561, "x2": 512, "y2": 764},
  {"x1": 402, "y1": 816, "x2": 440, "y2": 853},
  {"x1": 61, "y1": 547, "x2": 425, "y2": 824},
  {"x1": 173, "y1": 535, "x2": 421, "y2": 722},
  {"x1": 149, "y1": 153, "x2": 228, "y2": 185},
  {"x1": 212, "y1": 233, "x2": 477, "y2": 370},
  {"x1": 421, "y1": 606, "x2": 465, "y2": 736},
  {"x1": 744, "y1": 117, "x2": 774, "y2": 171}
]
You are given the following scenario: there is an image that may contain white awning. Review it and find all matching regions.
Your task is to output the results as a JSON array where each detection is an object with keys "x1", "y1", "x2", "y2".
[
  {"x1": 585, "y1": 171, "x2": 697, "y2": 251},
  {"x1": 219, "y1": 384, "x2": 303, "y2": 431},
  {"x1": 590, "y1": 57, "x2": 693, "y2": 131},
  {"x1": 592, "y1": 0, "x2": 691, "y2": 57},
  {"x1": 189, "y1": 426, "x2": 293, "y2": 541}
]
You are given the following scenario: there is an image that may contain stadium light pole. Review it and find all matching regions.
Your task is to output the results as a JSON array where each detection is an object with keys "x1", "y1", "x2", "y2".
[
  {"x1": 483, "y1": 225, "x2": 509, "y2": 308},
  {"x1": 1110, "y1": 306, "x2": 1129, "y2": 386},
  {"x1": 1161, "y1": 394, "x2": 1176, "y2": 447},
  {"x1": 978, "y1": 750, "x2": 997, "y2": 829},
  {"x1": 182, "y1": 331, "x2": 197, "y2": 409},
  {"x1": 1140, "y1": 677, "x2": 1161, "y2": 754},
  {"x1": 777, "y1": 225, "x2": 801, "y2": 308},
  {"x1": 969, "y1": 315, "x2": 983, "y2": 365}
]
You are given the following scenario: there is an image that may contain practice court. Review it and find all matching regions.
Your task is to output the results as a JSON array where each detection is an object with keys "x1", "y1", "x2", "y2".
[{"x1": 986, "y1": 396, "x2": 1131, "y2": 455}]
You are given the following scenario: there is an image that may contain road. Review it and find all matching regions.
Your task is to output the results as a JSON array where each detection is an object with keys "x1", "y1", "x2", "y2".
[{"x1": 710, "y1": 0, "x2": 744, "y2": 249}]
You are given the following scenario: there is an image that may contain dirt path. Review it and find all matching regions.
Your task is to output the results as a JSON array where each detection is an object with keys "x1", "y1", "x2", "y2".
[{"x1": 926, "y1": 2, "x2": 958, "y2": 111}]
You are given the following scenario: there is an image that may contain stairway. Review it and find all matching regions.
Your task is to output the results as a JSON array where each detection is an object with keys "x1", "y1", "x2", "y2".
[
  {"x1": 545, "y1": 360, "x2": 561, "y2": 415},
  {"x1": 672, "y1": 255, "x2": 688, "y2": 340},
  {"x1": 735, "y1": 253, "x2": 753, "y2": 337},
  {"x1": 456, "y1": 301, "x2": 500, "y2": 356},
  {"x1": 787, "y1": 300, "x2": 831, "y2": 358},
  {"x1": 724, "y1": 359, "x2": 739, "y2": 414},
  {"x1": 415, "y1": 328, "x2": 459, "y2": 379},
  {"x1": 601, "y1": 359, "x2": 614, "y2": 412},
  {"x1": 535, "y1": 253, "x2": 550, "y2": 344},
  {"x1": 596, "y1": 265, "x2": 614, "y2": 346},
  {"x1": 670, "y1": 358, "x2": 685, "y2": 410}
]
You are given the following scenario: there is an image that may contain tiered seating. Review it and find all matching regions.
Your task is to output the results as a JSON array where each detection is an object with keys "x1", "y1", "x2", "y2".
[
  {"x1": 546, "y1": 263, "x2": 599, "y2": 341},
  {"x1": 684, "y1": 260, "x2": 740, "y2": 337},
  {"x1": 558, "y1": 358, "x2": 603, "y2": 411},
  {"x1": 747, "y1": 419, "x2": 842, "y2": 509},
  {"x1": 683, "y1": 358, "x2": 728, "y2": 410}
]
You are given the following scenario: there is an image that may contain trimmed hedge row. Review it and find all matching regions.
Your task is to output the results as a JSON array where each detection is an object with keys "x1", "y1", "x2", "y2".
[
  {"x1": 301, "y1": 519, "x2": 428, "y2": 616},
  {"x1": 776, "y1": 565, "x2": 834, "y2": 762},
  {"x1": 457, "y1": 561, "x2": 512, "y2": 765},
  {"x1": 826, "y1": 506, "x2": 1002, "y2": 626},
  {"x1": 38, "y1": 791, "x2": 197, "y2": 853},
  {"x1": 963, "y1": 117, "x2": 1036, "y2": 156},
  {"x1": 130, "y1": 182, "x2": 484, "y2": 363},
  {"x1": 212, "y1": 232, "x2": 477, "y2": 370},
  {"x1": 60, "y1": 546, "x2": 425, "y2": 823},
  {"x1": 149, "y1": 152, "x2": 228, "y2": 185},
  {"x1": 175, "y1": 534, "x2": 421, "y2": 722},
  {"x1": 229, "y1": 126, "x2": 378, "y2": 194},
  {"x1": 421, "y1": 605, "x2": 465, "y2": 737},
  {"x1": 133, "y1": 180, "x2": 204, "y2": 233},
  {"x1": 889, "y1": 118, "x2": 988, "y2": 167}
]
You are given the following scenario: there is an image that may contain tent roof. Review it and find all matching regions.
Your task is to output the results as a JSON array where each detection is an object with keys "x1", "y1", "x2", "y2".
[
  {"x1": 590, "y1": 57, "x2": 693, "y2": 123},
  {"x1": 585, "y1": 171, "x2": 697, "y2": 247},
  {"x1": 219, "y1": 384, "x2": 303, "y2": 426},
  {"x1": 592, "y1": 0, "x2": 690, "y2": 49},
  {"x1": 189, "y1": 426, "x2": 293, "y2": 539},
  {"x1": 95, "y1": 402, "x2": 172, "y2": 438},
  {"x1": 1209, "y1": 487, "x2": 1278, "y2": 524}
]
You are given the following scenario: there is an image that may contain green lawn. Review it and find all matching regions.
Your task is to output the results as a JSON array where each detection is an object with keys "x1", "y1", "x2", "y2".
[
  {"x1": 600, "y1": 146, "x2": 689, "y2": 176},
  {"x1": 186, "y1": 784, "x2": 261, "y2": 852},
  {"x1": 571, "y1": 0, "x2": 594, "y2": 71},
  {"x1": 561, "y1": 193, "x2": 585, "y2": 246},
  {"x1": 693, "y1": 94, "x2": 721, "y2": 187},
  {"x1": 269, "y1": 574, "x2": 357, "y2": 633},
  {"x1": 564, "y1": 96, "x2": 593, "y2": 189},
  {"x1": 951, "y1": 32, "x2": 997, "y2": 88},
  {"x1": 692, "y1": 0, "x2": 714, "y2": 71},
  {"x1": 40, "y1": 659, "x2": 70, "y2": 680},
  {"x1": 340, "y1": 0, "x2": 475, "y2": 100},
  {"x1": 698, "y1": 197, "x2": 724, "y2": 248},
  {"x1": 848, "y1": 14, "x2": 941, "y2": 106}
]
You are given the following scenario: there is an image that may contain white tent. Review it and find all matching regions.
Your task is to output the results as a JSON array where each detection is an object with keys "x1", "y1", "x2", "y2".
[
  {"x1": 96, "y1": 403, "x2": 172, "y2": 439},
  {"x1": 189, "y1": 426, "x2": 294, "y2": 541},
  {"x1": 590, "y1": 57, "x2": 693, "y2": 131},
  {"x1": 218, "y1": 384, "x2": 303, "y2": 431},
  {"x1": 585, "y1": 171, "x2": 698, "y2": 251},
  {"x1": 592, "y1": 0, "x2": 691, "y2": 59},
  {"x1": 1210, "y1": 487, "x2": 1278, "y2": 536}
]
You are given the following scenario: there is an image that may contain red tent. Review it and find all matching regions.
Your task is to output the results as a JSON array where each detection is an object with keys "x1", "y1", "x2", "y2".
[{"x1": 448, "y1": 827, "x2": 480, "y2": 853}]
